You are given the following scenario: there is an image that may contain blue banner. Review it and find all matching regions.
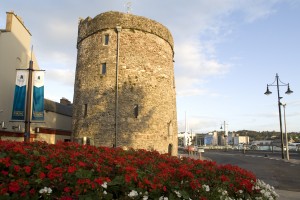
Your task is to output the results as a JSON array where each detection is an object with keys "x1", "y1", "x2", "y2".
[
  {"x1": 32, "y1": 71, "x2": 44, "y2": 121},
  {"x1": 11, "y1": 71, "x2": 27, "y2": 120}
]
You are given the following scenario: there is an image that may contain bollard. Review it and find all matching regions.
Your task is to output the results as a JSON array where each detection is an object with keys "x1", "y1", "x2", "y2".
[{"x1": 198, "y1": 148, "x2": 204, "y2": 160}]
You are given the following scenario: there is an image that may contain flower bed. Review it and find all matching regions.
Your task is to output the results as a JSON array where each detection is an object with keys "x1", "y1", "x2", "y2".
[{"x1": 0, "y1": 140, "x2": 278, "y2": 199}]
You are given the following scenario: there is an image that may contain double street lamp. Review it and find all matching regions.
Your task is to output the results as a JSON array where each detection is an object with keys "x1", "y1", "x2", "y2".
[
  {"x1": 220, "y1": 121, "x2": 228, "y2": 150},
  {"x1": 264, "y1": 73, "x2": 293, "y2": 159}
]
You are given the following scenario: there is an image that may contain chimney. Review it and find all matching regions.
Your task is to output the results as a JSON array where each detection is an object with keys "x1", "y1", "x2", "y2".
[{"x1": 60, "y1": 97, "x2": 71, "y2": 106}]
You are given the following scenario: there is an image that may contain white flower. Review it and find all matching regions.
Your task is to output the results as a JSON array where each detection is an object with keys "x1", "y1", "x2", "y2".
[
  {"x1": 39, "y1": 188, "x2": 46, "y2": 194},
  {"x1": 202, "y1": 184, "x2": 210, "y2": 192},
  {"x1": 39, "y1": 187, "x2": 52, "y2": 194},
  {"x1": 159, "y1": 196, "x2": 168, "y2": 200},
  {"x1": 103, "y1": 191, "x2": 107, "y2": 195},
  {"x1": 143, "y1": 195, "x2": 149, "y2": 200},
  {"x1": 174, "y1": 190, "x2": 181, "y2": 198},
  {"x1": 128, "y1": 190, "x2": 138, "y2": 197},
  {"x1": 101, "y1": 182, "x2": 107, "y2": 189},
  {"x1": 239, "y1": 190, "x2": 243, "y2": 194}
]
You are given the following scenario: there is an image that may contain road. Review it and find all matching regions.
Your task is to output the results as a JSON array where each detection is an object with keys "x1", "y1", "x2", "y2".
[{"x1": 202, "y1": 150, "x2": 300, "y2": 192}]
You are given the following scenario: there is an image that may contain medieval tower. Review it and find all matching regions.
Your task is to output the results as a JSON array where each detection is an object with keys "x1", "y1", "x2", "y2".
[{"x1": 72, "y1": 11, "x2": 178, "y2": 155}]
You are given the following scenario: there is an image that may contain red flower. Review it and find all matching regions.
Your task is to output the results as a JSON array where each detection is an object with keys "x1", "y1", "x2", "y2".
[
  {"x1": 29, "y1": 188, "x2": 36, "y2": 195},
  {"x1": 39, "y1": 172, "x2": 46, "y2": 179},
  {"x1": 220, "y1": 175, "x2": 229, "y2": 182},
  {"x1": 8, "y1": 181, "x2": 20, "y2": 193},
  {"x1": 78, "y1": 161, "x2": 87, "y2": 167},
  {"x1": 60, "y1": 196, "x2": 73, "y2": 200},
  {"x1": 0, "y1": 187, "x2": 8, "y2": 195},
  {"x1": 64, "y1": 187, "x2": 71, "y2": 193},
  {"x1": 1, "y1": 170, "x2": 8, "y2": 176},
  {"x1": 23, "y1": 166, "x2": 31, "y2": 174},
  {"x1": 39, "y1": 156, "x2": 47, "y2": 164},
  {"x1": 163, "y1": 186, "x2": 167, "y2": 191},
  {"x1": 0, "y1": 140, "x2": 274, "y2": 200},
  {"x1": 68, "y1": 165, "x2": 76, "y2": 173},
  {"x1": 45, "y1": 164, "x2": 53, "y2": 170},
  {"x1": 14, "y1": 165, "x2": 21, "y2": 172},
  {"x1": 0, "y1": 157, "x2": 11, "y2": 167}
]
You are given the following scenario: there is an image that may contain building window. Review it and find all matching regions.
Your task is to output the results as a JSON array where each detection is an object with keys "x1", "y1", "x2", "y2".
[
  {"x1": 83, "y1": 104, "x2": 88, "y2": 117},
  {"x1": 134, "y1": 104, "x2": 139, "y2": 118},
  {"x1": 101, "y1": 63, "x2": 107, "y2": 75},
  {"x1": 104, "y1": 34, "x2": 109, "y2": 45}
]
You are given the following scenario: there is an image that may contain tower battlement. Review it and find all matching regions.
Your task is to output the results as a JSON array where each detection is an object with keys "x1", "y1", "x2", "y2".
[{"x1": 77, "y1": 11, "x2": 174, "y2": 53}]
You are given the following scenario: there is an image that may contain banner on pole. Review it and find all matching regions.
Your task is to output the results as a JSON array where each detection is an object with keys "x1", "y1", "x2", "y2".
[
  {"x1": 11, "y1": 70, "x2": 28, "y2": 120},
  {"x1": 32, "y1": 71, "x2": 44, "y2": 121}
]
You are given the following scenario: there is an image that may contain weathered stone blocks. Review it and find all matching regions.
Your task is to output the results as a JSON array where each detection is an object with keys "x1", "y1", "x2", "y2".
[{"x1": 73, "y1": 11, "x2": 178, "y2": 155}]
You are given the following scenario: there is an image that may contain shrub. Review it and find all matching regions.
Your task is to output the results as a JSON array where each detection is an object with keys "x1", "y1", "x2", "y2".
[{"x1": 0, "y1": 140, "x2": 278, "y2": 199}]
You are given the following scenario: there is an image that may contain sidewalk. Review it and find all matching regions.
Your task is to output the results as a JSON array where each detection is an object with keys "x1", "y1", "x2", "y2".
[
  {"x1": 178, "y1": 153, "x2": 210, "y2": 160},
  {"x1": 283, "y1": 158, "x2": 300, "y2": 165},
  {"x1": 276, "y1": 189, "x2": 300, "y2": 200}
]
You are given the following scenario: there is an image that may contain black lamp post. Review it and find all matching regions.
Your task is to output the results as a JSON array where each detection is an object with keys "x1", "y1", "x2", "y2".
[
  {"x1": 220, "y1": 121, "x2": 228, "y2": 150},
  {"x1": 264, "y1": 73, "x2": 293, "y2": 159},
  {"x1": 24, "y1": 60, "x2": 33, "y2": 142}
]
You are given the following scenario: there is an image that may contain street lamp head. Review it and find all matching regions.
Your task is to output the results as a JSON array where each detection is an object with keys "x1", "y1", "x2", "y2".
[
  {"x1": 280, "y1": 102, "x2": 286, "y2": 107},
  {"x1": 285, "y1": 84, "x2": 293, "y2": 95},
  {"x1": 264, "y1": 85, "x2": 272, "y2": 95}
]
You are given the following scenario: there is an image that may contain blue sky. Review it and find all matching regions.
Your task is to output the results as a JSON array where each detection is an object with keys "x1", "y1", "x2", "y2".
[{"x1": 1, "y1": 0, "x2": 300, "y2": 133}]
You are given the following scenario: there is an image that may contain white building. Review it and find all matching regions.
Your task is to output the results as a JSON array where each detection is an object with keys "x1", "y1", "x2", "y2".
[
  {"x1": 233, "y1": 136, "x2": 250, "y2": 145},
  {"x1": 0, "y1": 12, "x2": 72, "y2": 143}
]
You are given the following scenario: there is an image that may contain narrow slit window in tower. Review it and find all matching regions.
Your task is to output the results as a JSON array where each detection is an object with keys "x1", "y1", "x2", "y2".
[
  {"x1": 104, "y1": 34, "x2": 109, "y2": 45},
  {"x1": 83, "y1": 104, "x2": 88, "y2": 117},
  {"x1": 101, "y1": 63, "x2": 107, "y2": 75},
  {"x1": 134, "y1": 104, "x2": 139, "y2": 118}
]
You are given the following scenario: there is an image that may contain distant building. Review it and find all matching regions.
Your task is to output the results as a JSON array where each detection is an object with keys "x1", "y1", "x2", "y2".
[
  {"x1": 0, "y1": 12, "x2": 72, "y2": 143},
  {"x1": 233, "y1": 136, "x2": 249, "y2": 145},
  {"x1": 204, "y1": 132, "x2": 218, "y2": 146}
]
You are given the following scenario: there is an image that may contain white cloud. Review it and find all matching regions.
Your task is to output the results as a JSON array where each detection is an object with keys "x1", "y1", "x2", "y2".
[
  {"x1": 174, "y1": 39, "x2": 230, "y2": 97},
  {"x1": 240, "y1": 1, "x2": 279, "y2": 23},
  {"x1": 46, "y1": 19, "x2": 77, "y2": 42},
  {"x1": 178, "y1": 115, "x2": 220, "y2": 133},
  {"x1": 170, "y1": 0, "x2": 288, "y2": 98},
  {"x1": 45, "y1": 68, "x2": 75, "y2": 86},
  {"x1": 176, "y1": 41, "x2": 230, "y2": 77}
]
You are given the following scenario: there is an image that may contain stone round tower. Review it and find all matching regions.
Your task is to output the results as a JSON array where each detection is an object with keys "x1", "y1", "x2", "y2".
[{"x1": 72, "y1": 11, "x2": 178, "y2": 155}]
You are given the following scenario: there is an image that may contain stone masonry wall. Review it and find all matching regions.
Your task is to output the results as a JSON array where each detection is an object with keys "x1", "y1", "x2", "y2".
[{"x1": 72, "y1": 11, "x2": 178, "y2": 155}]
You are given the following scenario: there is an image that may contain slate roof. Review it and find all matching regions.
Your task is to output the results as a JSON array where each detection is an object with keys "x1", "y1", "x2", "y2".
[{"x1": 44, "y1": 99, "x2": 72, "y2": 117}]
